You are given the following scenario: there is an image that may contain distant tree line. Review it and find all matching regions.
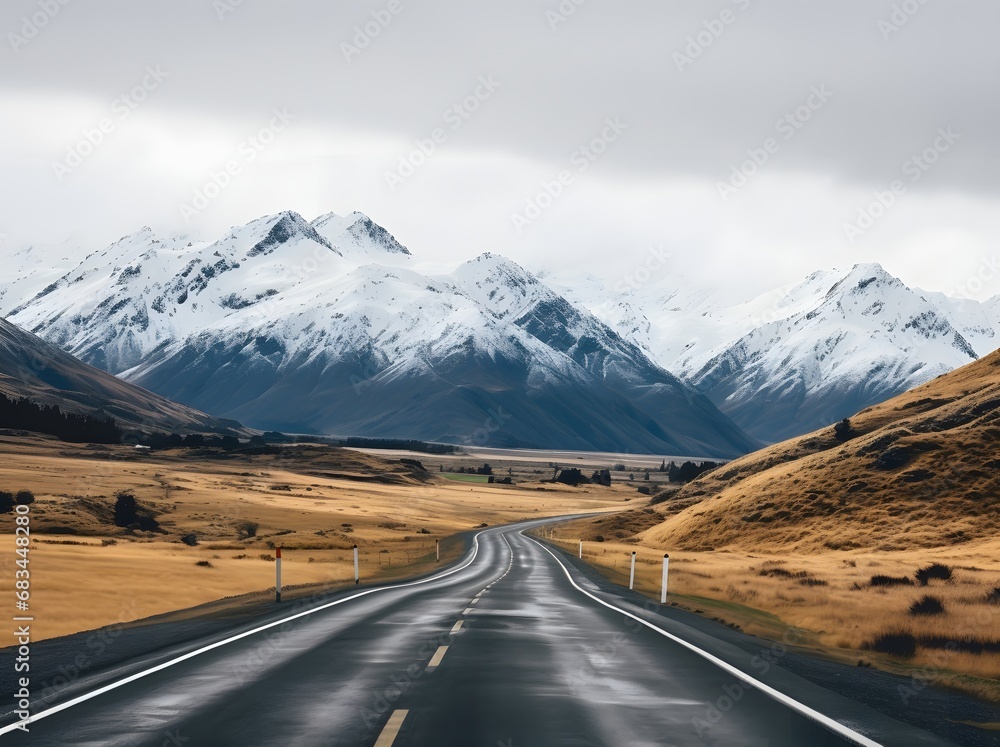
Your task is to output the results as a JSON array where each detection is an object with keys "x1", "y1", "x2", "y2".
[
  {"x1": 0, "y1": 393, "x2": 122, "y2": 444},
  {"x1": 340, "y1": 437, "x2": 458, "y2": 454},
  {"x1": 666, "y1": 460, "x2": 721, "y2": 484}
]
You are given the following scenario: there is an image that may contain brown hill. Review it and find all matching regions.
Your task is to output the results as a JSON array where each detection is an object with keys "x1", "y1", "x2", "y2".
[
  {"x1": 636, "y1": 348, "x2": 1000, "y2": 552},
  {"x1": 0, "y1": 318, "x2": 247, "y2": 436}
]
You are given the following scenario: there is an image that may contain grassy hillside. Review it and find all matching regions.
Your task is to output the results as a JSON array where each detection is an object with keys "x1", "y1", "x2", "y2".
[{"x1": 639, "y1": 348, "x2": 1000, "y2": 553}]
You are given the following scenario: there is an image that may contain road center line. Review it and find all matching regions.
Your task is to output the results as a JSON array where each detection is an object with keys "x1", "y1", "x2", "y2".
[
  {"x1": 450, "y1": 620, "x2": 464, "y2": 634},
  {"x1": 374, "y1": 709, "x2": 408, "y2": 747},
  {"x1": 463, "y1": 607, "x2": 475, "y2": 615},
  {"x1": 428, "y1": 645, "x2": 449, "y2": 668},
  {"x1": 0, "y1": 531, "x2": 490, "y2": 736}
]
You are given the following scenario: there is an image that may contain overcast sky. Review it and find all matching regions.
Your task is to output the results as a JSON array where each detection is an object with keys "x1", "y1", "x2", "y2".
[{"x1": 1, "y1": 0, "x2": 998, "y2": 300}]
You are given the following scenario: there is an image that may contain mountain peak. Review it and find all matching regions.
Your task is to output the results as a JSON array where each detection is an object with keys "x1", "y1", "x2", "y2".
[
  {"x1": 825, "y1": 262, "x2": 903, "y2": 299},
  {"x1": 244, "y1": 211, "x2": 335, "y2": 259},
  {"x1": 311, "y1": 211, "x2": 410, "y2": 257}
]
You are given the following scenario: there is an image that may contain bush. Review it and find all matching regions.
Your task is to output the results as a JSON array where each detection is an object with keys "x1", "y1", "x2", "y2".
[
  {"x1": 195, "y1": 560, "x2": 213, "y2": 568},
  {"x1": 987, "y1": 588, "x2": 1000, "y2": 605},
  {"x1": 181, "y1": 533, "x2": 199, "y2": 547},
  {"x1": 870, "y1": 575, "x2": 915, "y2": 588},
  {"x1": 865, "y1": 631, "x2": 917, "y2": 658},
  {"x1": 833, "y1": 418, "x2": 853, "y2": 442},
  {"x1": 0, "y1": 491, "x2": 13, "y2": 514},
  {"x1": 909, "y1": 595, "x2": 946, "y2": 616},
  {"x1": 237, "y1": 521, "x2": 259, "y2": 539},
  {"x1": 594, "y1": 535, "x2": 605, "y2": 543},
  {"x1": 15, "y1": 490, "x2": 34, "y2": 505},
  {"x1": 113, "y1": 491, "x2": 161, "y2": 532},
  {"x1": 915, "y1": 563, "x2": 952, "y2": 586}
]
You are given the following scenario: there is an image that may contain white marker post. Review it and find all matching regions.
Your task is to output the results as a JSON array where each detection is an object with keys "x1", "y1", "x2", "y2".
[
  {"x1": 661, "y1": 553, "x2": 669, "y2": 604},
  {"x1": 629, "y1": 551, "x2": 637, "y2": 590},
  {"x1": 353, "y1": 545, "x2": 359, "y2": 585},
  {"x1": 578, "y1": 540, "x2": 583, "y2": 559},
  {"x1": 436, "y1": 539, "x2": 440, "y2": 563},
  {"x1": 275, "y1": 547, "x2": 282, "y2": 603}
]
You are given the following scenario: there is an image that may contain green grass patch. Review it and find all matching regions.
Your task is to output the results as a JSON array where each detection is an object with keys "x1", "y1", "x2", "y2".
[{"x1": 440, "y1": 473, "x2": 490, "y2": 483}]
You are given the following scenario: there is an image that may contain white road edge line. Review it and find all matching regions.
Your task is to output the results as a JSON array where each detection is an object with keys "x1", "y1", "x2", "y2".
[
  {"x1": 0, "y1": 531, "x2": 491, "y2": 736},
  {"x1": 528, "y1": 534, "x2": 883, "y2": 747},
  {"x1": 374, "y1": 709, "x2": 408, "y2": 746}
]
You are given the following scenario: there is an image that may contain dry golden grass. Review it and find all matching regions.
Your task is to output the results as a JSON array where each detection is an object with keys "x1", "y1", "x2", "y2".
[
  {"x1": 546, "y1": 529, "x2": 1000, "y2": 700},
  {"x1": 0, "y1": 436, "x2": 623, "y2": 640},
  {"x1": 545, "y1": 351, "x2": 1000, "y2": 701}
]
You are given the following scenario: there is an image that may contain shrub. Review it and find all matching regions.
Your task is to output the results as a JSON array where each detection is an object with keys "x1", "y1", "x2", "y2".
[
  {"x1": 758, "y1": 568, "x2": 809, "y2": 580},
  {"x1": 269, "y1": 484, "x2": 292, "y2": 492},
  {"x1": 195, "y1": 560, "x2": 213, "y2": 568},
  {"x1": 870, "y1": 575, "x2": 914, "y2": 588},
  {"x1": 987, "y1": 588, "x2": 1000, "y2": 605},
  {"x1": 909, "y1": 595, "x2": 945, "y2": 616},
  {"x1": 833, "y1": 418, "x2": 853, "y2": 442},
  {"x1": 237, "y1": 521, "x2": 259, "y2": 539},
  {"x1": 0, "y1": 491, "x2": 13, "y2": 514},
  {"x1": 181, "y1": 533, "x2": 199, "y2": 547},
  {"x1": 15, "y1": 490, "x2": 34, "y2": 505},
  {"x1": 113, "y1": 491, "x2": 160, "y2": 532},
  {"x1": 417, "y1": 527, "x2": 431, "y2": 534},
  {"x1": 594, "y1": 535, "x2": 605, "y2": 543},
  {"x1": 865, "y1": 631, "x2": 917, "y2": 658},
  {"x1": 915, "y1": 563, "x2": 952, "y2": 586}
]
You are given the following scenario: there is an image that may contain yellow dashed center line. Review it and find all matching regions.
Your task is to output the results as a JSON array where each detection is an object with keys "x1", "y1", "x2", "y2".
[
  {"x1": 428, "y1": 645, "x2": 449, "y2": 668},
  {"x1": 374, "y1": 709, "x2": 408, "y2": 746}
]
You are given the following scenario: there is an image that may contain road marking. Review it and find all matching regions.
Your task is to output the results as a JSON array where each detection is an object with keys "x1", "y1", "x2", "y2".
[
  {"x1": 451, "y1": 620, "x2": 464, "y2": 634},
  {"x1": 0, "y1": 531, "x2": 492, "y2": 737},
  {"x1": 374, "y1": 709, "x2": 408, "y2": 746},
  {"x1": 428, "y1": 645, "x2": 449, "y2": 668},
  {"x1": 470, "y1": 598, "x2": 479, "y2": 604},
  {"x1": 463, "y1": 607, "x2": 476, "y2": 615},
  {"x1": 530, "y1": 535, "x2": 883, "y2": 747}
]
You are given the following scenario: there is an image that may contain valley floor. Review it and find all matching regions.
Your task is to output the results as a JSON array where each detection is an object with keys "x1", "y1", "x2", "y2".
[{"x1": 0, "y1": 435, "x2": 623, "y2": 641}]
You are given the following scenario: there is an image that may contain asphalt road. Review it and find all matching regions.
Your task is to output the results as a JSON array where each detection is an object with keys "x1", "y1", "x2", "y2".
[{"x1": 0, "y1": 520, "x2": 962, "y2": 746}]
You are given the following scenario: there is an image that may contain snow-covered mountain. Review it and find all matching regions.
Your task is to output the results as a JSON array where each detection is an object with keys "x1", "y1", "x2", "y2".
[
  {"x1": 8, "y1": 208, "x2": 996, "y2": 450},
  {"x1": 556, "y1": 263, "x2": 996, "y2": 444},
  {"x1": 685, "y1": 264, "x2": 984, "y2": 442},
  {"x1": 5, "y1": 211, "x2": 758, "y2": 457}
]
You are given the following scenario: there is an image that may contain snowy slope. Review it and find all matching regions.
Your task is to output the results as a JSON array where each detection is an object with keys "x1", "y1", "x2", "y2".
[
  {"x1": 679, "y1": 264, "x2": 981, "y2": 442},
  {"x1": 0, "y1": 242, "x2": 80, "y2": 317},
  {"x1": 5, "y1": 212, "x2": 758, "y2": 457}
]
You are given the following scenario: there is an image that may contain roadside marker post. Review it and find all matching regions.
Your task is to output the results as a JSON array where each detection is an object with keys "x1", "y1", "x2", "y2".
[
  {"x1": 275, "y1": 547, "x2": 282, "y2": 603},
  {"x1": 578, "y1": 540, "x2": 582, "y2": 559},
  {"x1": 353, "y1": 545, "x2": 360, "y2": 585},
  {"x1": 629, "y1": 551, "x2": 637, "y2": 590},
  {"x1": 661, "y1": 553, "x2": 669, "y2": 604},
  {"x1": 436, "y1": 539, "x2": 440, "y2": 562}
]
